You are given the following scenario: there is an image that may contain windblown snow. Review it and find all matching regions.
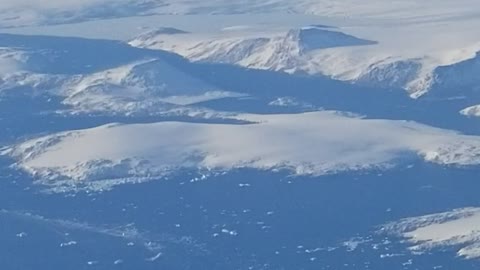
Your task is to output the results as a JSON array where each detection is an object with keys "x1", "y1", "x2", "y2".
[{"x1": 4, "y1": 111, "x2": 480, "y2": 192}]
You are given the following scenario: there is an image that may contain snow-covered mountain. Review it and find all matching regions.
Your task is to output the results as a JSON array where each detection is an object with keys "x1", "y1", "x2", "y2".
[
  {"x1": 2, "y1": 0, "x2": 479, "y2": 98},
  {"x1": 124, "y1": 3, "x2": 480, "y2": 99},
  {"x1": 130, "y1": 26, "x2": 376, "y2": 73}
]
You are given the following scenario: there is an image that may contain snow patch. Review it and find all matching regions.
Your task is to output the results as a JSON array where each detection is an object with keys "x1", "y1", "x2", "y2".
[
  {"x1": 461, "y1": 105, "x2": 480, "y2": 117},
  {"x1": 382, "y1": 207, "x2": 480, "y2": 259}
]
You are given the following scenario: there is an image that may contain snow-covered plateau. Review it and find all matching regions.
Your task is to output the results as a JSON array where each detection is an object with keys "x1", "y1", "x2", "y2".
[{"x1": 3, "y1": 111, "x2": 480, "y2": 192}]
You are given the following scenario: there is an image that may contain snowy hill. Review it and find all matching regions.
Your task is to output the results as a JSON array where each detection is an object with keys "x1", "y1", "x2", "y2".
[
  {"x1": 130, "y1": 26, "x2": 377, "y2": 73},
  {"x1": 0, "y1": 38, "x2": 244, "y2": 117},
  {"x1": 129, "y1": 26, "x2": 376, "y2": 72},
  {"x1": 57, "y1": 59, "x2": 243, "y2": 115},
  {"x1": 4, "y1": 111, "x2": 480, "y2": 192},
  {"x1": 130, "y1": 22, "x2": 480, "y2": 98},
  {"x1": 111, "y1": 0, "x2": 478, "y2": 99}
]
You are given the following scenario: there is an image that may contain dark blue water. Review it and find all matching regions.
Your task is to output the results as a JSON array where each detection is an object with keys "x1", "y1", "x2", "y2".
[{"x1": 2, "y1": 159, "x2": 480, "y2": 269}]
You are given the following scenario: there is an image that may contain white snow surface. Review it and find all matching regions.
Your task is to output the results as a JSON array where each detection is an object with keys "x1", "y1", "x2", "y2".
[
  {"x1": 461, "y1": 105, "x2": 480, "y2": 117},
  {"x1": 1, "y1": 0, "x2": 480, "y2": 28},
  {"x1": 3, "y1": 1, "x2": 480, "y2": 97},
  {"x1": 0, "y1": 58, "x2": 244, "y2": 116},
  {"x1": 4, "y1": 111, "x2": 480, "y2": 192},
  {"x1": 57, "y1": 59, "x2": 244, "y2": 115},
  {"x1": 129, "y1": 20, "x2": 480, "y2": 97},
  {"x1": 383, "y1": 207, "x2": 480, "y2": 259}
]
